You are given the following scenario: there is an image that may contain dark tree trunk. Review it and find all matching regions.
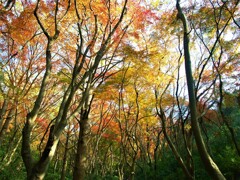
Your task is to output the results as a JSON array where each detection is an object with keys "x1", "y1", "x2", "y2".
[{"x1": 0, "y1": 108, "x2": 14, "y2": 144}]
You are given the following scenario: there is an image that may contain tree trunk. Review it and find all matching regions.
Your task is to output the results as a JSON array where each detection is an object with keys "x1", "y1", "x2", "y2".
[
  {"x1": 157, "y1": 108, "x2": 194, "y2": 180},
  {"x1": 0, "y1": 107, "x2": 14, "y2": 144},
  {"x1": 3, "y1": 136, "x2": 22, "y2": 167},
  {"x1": 20, "y1": 0, "x2": 127, "y2": 178},
  {"x1": 185, "y1": 127, "x2": 194, "y2": 178},
  {"x1": 73, "y1": 109, "x2": 89, "y2": 180},
  {"x1": 0, "y1": 99, "x2": 9, "y2": 130},
  {"x1": 176, "y1": 1, "x2": 225, "y2": 179},
  {"x1": 154, "y1": 129, "x2": 162, "y2": 180},
  {"x1": 60, "y1": 128, "x2": 70, "y2": 180},
  {"x1": 128, "y1": 155, "x2": 136, "y2": 180},
  {"x1": 21, "y1": 1, "x2": 60, "y2": 178},
  {"x1": 21, "y1": 118, "x2": 34, "y2": 179},
  {"x1": 1, "y1": 128, "x2": 18, "y2": 162},
  {"x1": 28, "y1": 125, "x2": 58, "y2": 180},
  {"x1": 53, "y1": 151, "x2": 59, "y2": 173},
  {"x1": 218, "y1": 76, "x2": 240, "y2": 157}
]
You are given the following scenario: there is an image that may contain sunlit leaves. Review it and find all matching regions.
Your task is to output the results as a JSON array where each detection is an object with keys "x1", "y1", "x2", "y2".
[{"x1": 0, "y1": 0, "x2": 239, "y2": 178}]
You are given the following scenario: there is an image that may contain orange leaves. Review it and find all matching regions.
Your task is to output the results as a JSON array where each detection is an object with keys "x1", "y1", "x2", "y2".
[
  {"x1": 90, "y1": 100, "x2": 121, "y2": 142},
  {"x1": 127, "y1": 1, "x2": 159, "y2": 31},
  {"x1": 201, "y1": 70, "x2": 214, "y2": 83},
  {"x1": 91, "y1": 120, "x2": 120, "y2": 141},
  {"x1": 8, "y1": 5, "x2": 37, "y2": 45}
]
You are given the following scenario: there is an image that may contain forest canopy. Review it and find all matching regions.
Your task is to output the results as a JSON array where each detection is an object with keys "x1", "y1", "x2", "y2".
[{"x1": 0, "y1": 0, "x2": 239, "y2": 179}]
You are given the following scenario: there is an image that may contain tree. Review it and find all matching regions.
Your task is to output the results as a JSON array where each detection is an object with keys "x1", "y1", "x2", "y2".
[
  {"x1": 176, "y1": 0, "x2": 225, "y2": 179},
  {"x1": 15, "y1": 0, "x2": 152, "y2": 179},
  {"x1": 1, "y1": 0, "x2": 239, "y2": 179}
]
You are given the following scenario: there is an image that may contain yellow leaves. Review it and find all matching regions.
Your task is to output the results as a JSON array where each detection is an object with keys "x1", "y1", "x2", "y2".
[
  {"x1": 74, "y1": 0, "x2": 124, "y2": 26},
  {"x1": 184, "y1": 123, "x2": 191, "y2": 132},
  {"x1": 15, "y1": 1, "x2": 24, "y2": 12},
  {"x1": 55, "y1": 69, "x2": 71, "y2": 84},
  {"x1": 151, "y1": 0, "x2": 162, "y2": 8}
]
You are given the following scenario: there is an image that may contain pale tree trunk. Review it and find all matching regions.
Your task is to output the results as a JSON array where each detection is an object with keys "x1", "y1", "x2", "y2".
[
  {"x1": 0, "y1": 99, "x2": 9, "y2": 131},
  {"x1": 21, "y1": 41, "x2": 58, "y2": 179},
  {"x1": 128, "y1": 155, "x2": 137, "y2": 180},
  {"x1": 60, "y1": 126, "x2": 70, "y2": 180},
  {"x1": 3, "y1": 136, "x2": 22, "y2": 167},
  {"x1": 155, "y1": 81, "x2": 194, "y2": 179},
  {"x1": 185, "y1": 127, "x2": 194, "y2": 177},
  {"x1": 53, "y1": 151, "x2": 59, "y2": 173},
  {"x1": 176, "y1": 1, "x2": 225, "y2": 179},
  {"x1": 0, "y1": 129, "x2": 21, "y2": 170}
]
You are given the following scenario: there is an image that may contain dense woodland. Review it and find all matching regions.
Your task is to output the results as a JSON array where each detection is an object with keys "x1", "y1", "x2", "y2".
[{"x1": 0, "y1": 0, "x2": 239, "y2": 179}]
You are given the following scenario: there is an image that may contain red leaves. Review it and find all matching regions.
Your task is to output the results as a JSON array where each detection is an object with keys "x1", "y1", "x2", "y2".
[{"x1": 36, "y1": 117, "x2": 49, "y2": 129}]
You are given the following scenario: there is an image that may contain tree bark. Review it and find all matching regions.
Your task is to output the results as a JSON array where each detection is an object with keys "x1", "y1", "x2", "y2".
[
  {"x1": 28, "y1": 125, "x2": 58, "y2": 180},
  {"x1": 73, "y1": 109, "x2": 90, "y2": 180},
  {"x1": 0, "y1": 99, "x2": 9, "y2": 131},
  {"x1": 2, "y1": 136, "x2": 22, "y2": 167},
  {"x1": 21, "y1": 1, "x2": 60, "y2": 179},
  {"x1": 185, "y1": 127, "x2": 194, "y2": 177},
  {"x1": 176, "y1": 1, "x2": 225, "y2": 179},
  {"x1": 60, "y1": 128, "x2": 70, "y2": 180},
  {"x1": 0, "y1": 107, "x2": 14, "y2": 145}
]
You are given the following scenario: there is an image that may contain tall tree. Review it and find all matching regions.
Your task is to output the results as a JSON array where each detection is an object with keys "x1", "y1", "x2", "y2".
[{"x1": 176, "y1": 0, "x2": 225, "y2": 179}]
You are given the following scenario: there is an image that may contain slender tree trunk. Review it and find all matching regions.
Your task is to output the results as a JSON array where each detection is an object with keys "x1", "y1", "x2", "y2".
[
  {"x1": 176, "y1": 1, "x2": 225, "y2": 179},
  {"x1": 60, "y1": 128, "x2": 70, "y2": 180},
  {"x1": 128, "y1": 156, "x2": 136, "y2": 180},
  {"x1": 157, "y1": 108, "x2": 194, "y2": 180},
  {"x1": 1, "y1": 128, "x2": 18, "y2": 162},
  {"x1": 154, "y1": 129, "x2": 162, "y2": 180},
  {"x1": 218, "y1": 76, "x2": 240, "y2": 156},
  {"x1": 0, "y1": 99, "x2": 9, "y2": 130},
  {"x1": 53, "y1": 151, "x2": 59, "y2": 173},
  {"x1": 3, "y1": 136, "x2": 22, "y2": 167},
  {"x1": 0, "y1": 107, "x2": 14, "y2": 144},
  {"x1": 22, "y1": 118, "x2": 34, "y2": 179},
  {"x1": 185, "y1": 127, "x2": 194, "y2": 177}
]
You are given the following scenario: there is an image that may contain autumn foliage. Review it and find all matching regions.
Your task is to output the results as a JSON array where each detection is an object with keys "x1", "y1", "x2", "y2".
[{"x1": 0, "y1": 0, "x2": 239, "y2": 179}]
